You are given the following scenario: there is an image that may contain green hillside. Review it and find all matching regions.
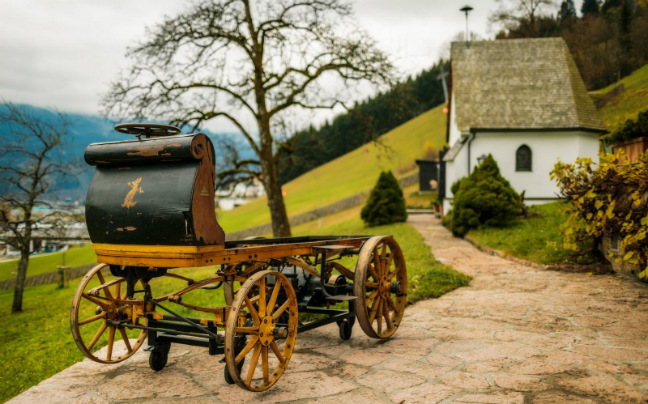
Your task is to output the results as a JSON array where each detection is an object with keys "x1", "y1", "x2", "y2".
[
  {"x1": 593, "y1": 63, "x2": 648, "y2": 132},
  {"x1": 0, "y1": 245, "x2": 96, "y2": 281},
  {"x1": 219, "y1": 105, "x2": 447, "y2": 233}
]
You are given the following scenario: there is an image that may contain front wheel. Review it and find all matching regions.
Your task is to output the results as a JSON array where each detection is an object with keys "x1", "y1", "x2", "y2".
[{"x1": 224, "y1": 270, "x2": 298, "y2": 391}]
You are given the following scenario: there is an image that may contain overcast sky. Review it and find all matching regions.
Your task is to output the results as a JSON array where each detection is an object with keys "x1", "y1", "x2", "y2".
[{"x1": 0, "y1": 0, "x2": 581, "y2": 131}]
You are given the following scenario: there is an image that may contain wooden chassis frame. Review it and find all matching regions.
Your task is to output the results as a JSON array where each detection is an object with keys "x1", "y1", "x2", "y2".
[{"x1": 92, "y1": 236, "x2": 369, "y2": 268}]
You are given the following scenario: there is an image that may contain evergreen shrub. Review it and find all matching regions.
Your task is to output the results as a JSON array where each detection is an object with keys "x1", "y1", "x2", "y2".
[
  {"x1": 361, "y1": 171, "x2": 408, "y2": 226},
  {"x1": 605, "y1": 109, "x2": 648, "y2": 145},
  {"x1": 450, "y1": 155, "x2": 520, "y2": 237}
]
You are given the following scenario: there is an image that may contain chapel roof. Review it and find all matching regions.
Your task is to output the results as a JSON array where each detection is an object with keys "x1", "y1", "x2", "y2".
[{"x1": 450, "y1": 37, "x2": 606, "y2": 133}]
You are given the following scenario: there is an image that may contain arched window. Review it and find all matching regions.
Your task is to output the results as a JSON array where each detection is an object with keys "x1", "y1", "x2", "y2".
[{"x1": 516, "y1": 145, "x2": 532, "y2": 171}]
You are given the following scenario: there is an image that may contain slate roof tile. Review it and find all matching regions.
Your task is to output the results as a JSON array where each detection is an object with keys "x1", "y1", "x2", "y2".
[{"x1": 451, "y1": 38, "x2": 606, "y2": 133}]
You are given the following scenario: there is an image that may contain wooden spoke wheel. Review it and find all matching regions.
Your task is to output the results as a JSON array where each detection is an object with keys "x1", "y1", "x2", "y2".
[
  {"x1": 354, "y1": 236, "x2": 407, "y2": 339},
  {"x1": 224, "y1": 270, "x2": 298, "y2": 391},
  {"x1": 223, "y1": 262, "x2": 268, "y2": 305},
  {"x1": 70, "y1": 264, "x2": 148, "y2": 363}
]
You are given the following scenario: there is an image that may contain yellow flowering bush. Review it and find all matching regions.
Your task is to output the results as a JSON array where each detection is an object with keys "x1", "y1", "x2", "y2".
[{"x1": 551, "y1": 151, "x2": 648, "y2": 277}]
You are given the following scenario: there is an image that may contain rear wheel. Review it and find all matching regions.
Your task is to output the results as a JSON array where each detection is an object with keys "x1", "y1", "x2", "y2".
[
  {"x1": 70, "y1": 264, "x2": 148, "y2": 363},
  {"x1": 354, "y1": 236, "x2": 407, "y2": 339}
]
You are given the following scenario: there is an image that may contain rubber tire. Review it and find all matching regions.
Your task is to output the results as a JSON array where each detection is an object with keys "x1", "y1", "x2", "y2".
[
  {"x1": 224, "y1": 336, "x2": 247, "y2": 384},
  {"x1": 224, "y1": 359, "x2": 245, "y2": 384},
  {"x1": 149, "y1": 350, "x2": 168, "y2": 371},
  {"x1": 149, "y1": 342, "x2": 170, "y2": 371},
  {"x1": 338, "y1": 319, "x2": 353, "y2": 340}
]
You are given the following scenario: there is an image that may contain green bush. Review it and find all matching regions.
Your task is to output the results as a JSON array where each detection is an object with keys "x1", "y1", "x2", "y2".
[
  {"x1": 361, "y1": 171, "x2": 408, "y2": 226},
  {"x1": 450, "y1": 155, "x2": 520, "y2": 237},
  {"x1": 605, "y1": 108, "x2": 648, "y2": 145}
]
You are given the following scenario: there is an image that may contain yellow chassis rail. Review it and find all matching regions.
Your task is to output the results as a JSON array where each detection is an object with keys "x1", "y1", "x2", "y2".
[{"x1": 92, "y1": 237, "x2": 368, "y2": 268}]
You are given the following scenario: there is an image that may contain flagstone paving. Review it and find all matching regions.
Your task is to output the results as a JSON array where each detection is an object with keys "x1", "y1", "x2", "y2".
[{"x1": 8, "y1": 214, "x2": 648, "y2": 404}]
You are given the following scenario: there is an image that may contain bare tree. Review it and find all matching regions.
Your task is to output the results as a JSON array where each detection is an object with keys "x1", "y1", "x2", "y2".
[
  {"x1": 102, "y1": 0, "x2": 394, "y2": 237},
  {"x1": 0, "y1": 102, "x2": 74, "y2": 312},
  {"x1": 490, "y1": 0, "x2": 558, "y2": 37}
]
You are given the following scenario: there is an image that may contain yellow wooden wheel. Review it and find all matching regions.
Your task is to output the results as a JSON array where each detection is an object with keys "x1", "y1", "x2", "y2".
[
  {"x1": 223, "y1": 262, "x2": 268, "y2": 305},
  {"x1": 70, "y1": 264, "x2": 148, "y2": 363},
  {"x1": 354, "y1": 236, "x2": 407, "y2": 339},
  {"x1": 224, "y1": 270, "x2": 298, "y2": 391}
]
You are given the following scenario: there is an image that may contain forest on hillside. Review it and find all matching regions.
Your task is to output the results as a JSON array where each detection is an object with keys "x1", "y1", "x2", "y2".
[
  {"x1": 276, "y1": 0, "x2": 648, "y2": 185},
  {"x1": 276, "y1": 60, "x2": 449, "y2": 184},
  {"x1": 494, "y1": 0, "x2": 648, "y2": 90}
]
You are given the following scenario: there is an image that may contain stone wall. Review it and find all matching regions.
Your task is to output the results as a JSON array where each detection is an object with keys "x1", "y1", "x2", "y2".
[{"x1": 599, "y1": 235, "x2": 641, "y2": 276}]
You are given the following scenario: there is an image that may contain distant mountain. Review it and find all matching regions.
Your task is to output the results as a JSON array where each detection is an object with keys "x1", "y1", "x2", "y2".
[{"x1": 0, "y1": 104, "x2": 253, "y2": 201}]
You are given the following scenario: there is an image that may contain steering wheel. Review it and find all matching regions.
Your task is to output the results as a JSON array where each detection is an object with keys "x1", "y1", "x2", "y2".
[{"x1": 114, "y1": 123, "x2": 181, "y2": 138}]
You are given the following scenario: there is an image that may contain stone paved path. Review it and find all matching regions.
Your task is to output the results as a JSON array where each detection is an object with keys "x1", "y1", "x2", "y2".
[{"x1": 9, "y1": 215, "x2": 648, "y2": 404}]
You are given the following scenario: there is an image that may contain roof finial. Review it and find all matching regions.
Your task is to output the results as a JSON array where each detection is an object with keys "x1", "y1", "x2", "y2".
[{"x1": 460, "y1": 5, "x2": 473, "y2": 48}]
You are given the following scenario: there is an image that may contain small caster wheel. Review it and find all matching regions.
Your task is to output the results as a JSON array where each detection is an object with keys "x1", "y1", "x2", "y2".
[
  {"x1": 149, "y1": 342, "x2": 170, "y2": 371},
  {"x1": 338, "y1": 319, "x2": 353, "y2": 340}
]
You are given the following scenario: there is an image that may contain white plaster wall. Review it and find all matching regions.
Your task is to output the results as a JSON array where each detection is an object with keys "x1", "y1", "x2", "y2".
[
  {"x1": 443, "y1": 130, "x2": 600, "y2": 212},
  {"x1": 466, "y1": 130, "x2": 599, "y2": 198},
  {"x1": 577, "y1": 132, "x2": 601, "y2": 157}
]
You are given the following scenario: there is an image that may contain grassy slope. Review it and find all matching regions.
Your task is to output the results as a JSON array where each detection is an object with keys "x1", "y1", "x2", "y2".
[
  {"x1": 218, "y1": 105, "x2": 447, "y2": 232},
  {"x1": 0, "y1": 212, "x2": 469, "y2": 403},
  {"x1": 592, "y1": 63, "x2": 648, "y2": 132},
  {"x1": 0, "y1": 245, "x2": 96, "y2": 281}
]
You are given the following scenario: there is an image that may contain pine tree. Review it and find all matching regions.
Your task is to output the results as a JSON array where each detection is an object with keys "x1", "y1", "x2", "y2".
[
  {"x1": 361, "y1": 171, "x2": 408, "y2": 226},
  {"x1": 559, "y1": 0, "x2": 577, "y2": 23},
  {"x1": 602, "y1": 0, "x2": 622, "y2": 13},
  {"x1": 581, "y1": 0, "x2": 600, "y2": 16}
]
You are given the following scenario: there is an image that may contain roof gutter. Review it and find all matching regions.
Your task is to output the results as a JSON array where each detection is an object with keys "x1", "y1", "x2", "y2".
[{"x1": 468, "y1": 126, "x2": 608, "y2": 134}]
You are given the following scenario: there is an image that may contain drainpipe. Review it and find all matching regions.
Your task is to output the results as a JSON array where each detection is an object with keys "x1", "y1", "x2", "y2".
[{"x1": 466, "y1": 130, "x2": 476, "y2": 173}]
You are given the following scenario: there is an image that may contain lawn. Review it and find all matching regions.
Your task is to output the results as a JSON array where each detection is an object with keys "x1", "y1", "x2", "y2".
[
  {"x1": 402, "y1": 183, "x2": 437, "y2": 209},
  {"x1": 292, "y1": 211, "x2": 471, "y2": 303},
  {"x1": 0, "y1": 264, "x2": 224, "y2": 403},
  {"x1": 0, "y1": 213, "x2": 469, "y2": 403},
  {"x1": 218, "y1": 105, "x2": 447, "y2": 233},
  {"x1": 467, "y1": 202, "x2": 601, "y2": 265},
  {"x1": 0, "y1": 244, "x2": 97, "y2": 281}
]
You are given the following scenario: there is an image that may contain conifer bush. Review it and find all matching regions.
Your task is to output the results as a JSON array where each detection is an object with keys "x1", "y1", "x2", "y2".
[
  {"x1": 605, "y1": 108, "x2": 648, "y2": 145},
  {"x1": 449, "y1": 155, "x2": 520, "y2": 237},
  {"x1": 361, "y1": 171, "x2": 408, "y2": 226}
]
